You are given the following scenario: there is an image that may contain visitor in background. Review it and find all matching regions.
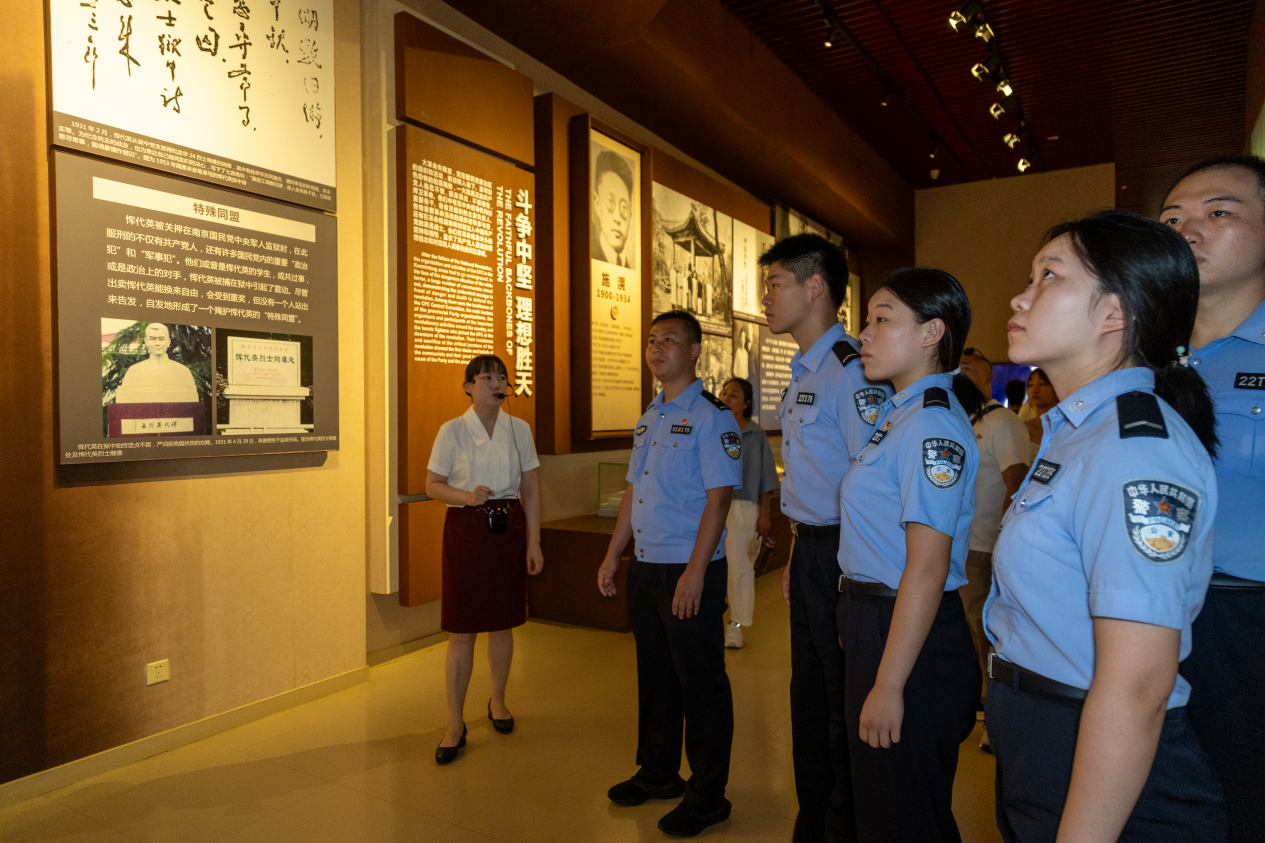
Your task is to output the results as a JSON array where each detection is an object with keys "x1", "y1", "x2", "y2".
[
  {"x1": 1003, "y1": 378, "x2": 1026, "y2": 412},
  {"x1": 718, "y1": 376, "x2": 780, "y2": 649},
  {"x1": 836, "y1": 268, "x2": 984, "y2": 841},
  {"x1": 1020, "y1": 367, "x2": 1058, "y2": 448},
  {"x1": 1163, "y1": 153, "x2": 1265, "y2": 843},
  {"x1": 425, "y1": 355, "x2": 544, "y2": 765},
  {"x1": 956, "y1": 348, "x2": 1030, "y2": 749},
  {"x1": 986, "y1": 210, "x2": 1225, "y2": 841}
]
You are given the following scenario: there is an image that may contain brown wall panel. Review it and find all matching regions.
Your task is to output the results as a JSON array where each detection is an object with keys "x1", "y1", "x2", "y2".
[
  {"x1": 398, "y1": 499, "x2": 447, "y2": 607},
  {"x1": 395, "y1": 13, "x2": 535, "y2": 168}
]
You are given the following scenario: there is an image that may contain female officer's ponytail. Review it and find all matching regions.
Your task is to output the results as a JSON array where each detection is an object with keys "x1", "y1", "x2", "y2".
[
  {"x1": 1046, "y1": 210, "x2": 1218, "y2": 457},
  {"x1": 877, "y1": 268, "x2": 990, "y2": 421}
]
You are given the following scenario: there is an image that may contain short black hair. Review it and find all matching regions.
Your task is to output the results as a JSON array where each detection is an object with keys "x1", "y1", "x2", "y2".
[
  {"x1": 1004, "y1": 379, "x2": 1026, "y2": 408},
  {"x1": 594, "y1": 150, "x2": 634, "y2": 197},
  {"x1": 722, "y1": 377, "x2": 754, "y2": 418},
  {"x1": 758, "y1": 233, "x2": 848, "y2": 310},
  {"x1": 650, "y1": 309, "x2": 702, "y2": 344},
  {"x1": 464, "y1": 354, "x2": 507, "y2": 384},
  {"x1": 1169, "y1": 153, "x2": 1265, "y2": 203}
]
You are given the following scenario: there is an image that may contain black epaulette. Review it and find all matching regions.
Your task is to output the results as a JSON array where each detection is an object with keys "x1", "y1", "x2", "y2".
[
  {"x1": 701, "y1": 390, "x2": 729, "y2": 411},
  {"x1": 1117, "y1": 391, "x2": 1168, "y2": 439},
  {"x1": 832, "y1": 340, "x2": 861, "y2": 367},
  {"x1": 924, "y1": 387, "x2": 950, "y2": 410}
]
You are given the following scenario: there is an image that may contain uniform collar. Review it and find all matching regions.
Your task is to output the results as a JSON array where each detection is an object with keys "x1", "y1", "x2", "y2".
[
  {"x1": 1229, "y1": 295, "x2": 1265, "y2": 346},
  {"x1": 1054, "y1": 367, "x2": 1154, "y2": 429},
  {"x1": 651, "y1": 377, "x2": 705, "y2": 412},
  {"x1": 790, "y1": 322, "x2": 848, "y2": 374},
  {"x1": 888, "y1": 372, "x2": 954, "y2": 408},
  {"x1": 461, "y1": 405, "x2": 506, "y2": 442}
]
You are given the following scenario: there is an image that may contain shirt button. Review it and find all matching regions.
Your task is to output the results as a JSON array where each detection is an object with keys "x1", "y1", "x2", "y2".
[
  {"x1": 1071, "y1": 399, "x2": 1087, "y2": 411},
  {"x1": 637, "y1": 528, "x2": 641, "y2": 533},
  {"x1": 673, "y1": 442, "x2": 678, "y2": 447},
  {"x1": 639, "y1": 499, "x2": 643, "y2": 503},
  {"x1": 782, "y1": 501, "x2": 787, "y2": 507},
  {"x1": 809, "y1": 360, "x2": 816, "y2": 366},
  {"x1": 660, "y1": 413, "x2": 664, "y2": 417},
  {"x1": 794, "y1": 377, "x2": 799, "y2": 382},
  {"x1": 1253, "y1": 407, "x2": 1262, "y2": 415},
  {"x1": 644, "y1": 470, "x2": 649, "y2": 475},
  {"x1": 651, "y1": 441, "x2": 656, "y2": 446},
  {"x1": 1191, "y1": 358, "x2": 1201, "y2": 366}
]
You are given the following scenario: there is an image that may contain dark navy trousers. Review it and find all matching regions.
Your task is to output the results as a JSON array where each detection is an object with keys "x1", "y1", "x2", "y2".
[
  {"x1": 627, "y1": 557, "x2": 734, "y2": 808},
  {"x1": 986, "y1": 678, "x2": 1227, "y2": 843}
]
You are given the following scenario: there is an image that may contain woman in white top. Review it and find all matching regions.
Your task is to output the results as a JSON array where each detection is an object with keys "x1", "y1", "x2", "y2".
[{"x1": 425, "y1": 355, "x2": 543, "y2": 765}]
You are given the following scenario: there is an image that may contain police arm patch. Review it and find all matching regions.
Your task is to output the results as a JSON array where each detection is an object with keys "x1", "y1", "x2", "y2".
[
  {"x1": 922, "y1": 438, "x2": 965, "y2": 488},
  {"x1": 721, "y1": 431, "x2": 742, "y2": 460},
  {"x1": 854, "y1": 387, "x2": 885, "y2": 425},
  {"x1": 1122, "y1": 480, "x2": 1199, "y2": 564}
]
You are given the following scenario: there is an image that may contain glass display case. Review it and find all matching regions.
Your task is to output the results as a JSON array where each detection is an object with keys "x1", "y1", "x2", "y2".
[{"x1": 597, "y1": 462, "x2": 629, "y2": 517}]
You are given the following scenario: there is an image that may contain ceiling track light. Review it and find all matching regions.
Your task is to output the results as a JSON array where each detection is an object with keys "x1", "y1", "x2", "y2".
[
  {"x1": 949, "y1": 0, "x2": 983, "y2": 33},
  {"x1": 970, "y1": 49, "x2": 1002, "y2": 81},
  {"x1": 824, "y1": 26, "x2": 834, "y2": 47},
  {"x1": 1017, "y1": 158, "x2": 1032, "y2": 173},
  {"x1": 989, "y1": 102, "x2": 1006, "y2": 119},
  {"x1": 1002, "y1": 132, "x2": 1020, "y2": 148},
  {"x1": 881, "y1": 84, "x2": 891, "y2": 106},
  {"x1": 929, "y1": 142, "x2": 938, "y2": 159},
  {"x1": 974, "y1": 23, "x2": 995, "y2": 43},
  {"x1": 996, "y1": 78, "x2": 1013, "y2": 97}
]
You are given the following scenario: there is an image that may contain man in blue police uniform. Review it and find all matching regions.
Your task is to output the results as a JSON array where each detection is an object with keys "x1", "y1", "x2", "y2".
[
  {"x1": 759, "y1": 233, "x2": 890, "y2": 843},
  {"x1": 598, "y1": 309, "x2": 742, "y2": 838},
  {"x1": 1162, "y1": 154, "x2": 1265, "y2": 843}
]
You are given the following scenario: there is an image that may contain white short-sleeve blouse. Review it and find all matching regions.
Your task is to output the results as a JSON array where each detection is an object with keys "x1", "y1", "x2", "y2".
[{"x1": 427, "y1": 407, "x2": 541, "y2": 506}]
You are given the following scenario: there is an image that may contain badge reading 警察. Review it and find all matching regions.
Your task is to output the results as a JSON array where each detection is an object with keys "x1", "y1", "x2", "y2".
[
  {"x1": 922, "y1": 438, "x2": 966, "y2": 489},
  {"x1": 854, "y1": 387, "x2": 885, "y2": 425},
  {"x1": 1123, "y1": 480, "x2": 1199, "y2": 564},
  {"x1": 721, "y1": 431, "x2": 742, "y2": 460}
]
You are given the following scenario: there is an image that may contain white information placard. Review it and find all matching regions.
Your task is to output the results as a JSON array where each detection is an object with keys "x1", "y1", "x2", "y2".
[
  {"x1": 732, "y1": 220, "x2": 773, "y2": 323},
  {"x1": 50, "y1": 0, "x2": 336, "y2": 210}
]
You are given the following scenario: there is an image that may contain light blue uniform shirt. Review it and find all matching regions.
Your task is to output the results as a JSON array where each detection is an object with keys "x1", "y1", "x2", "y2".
[
  {"x1": 837, "y1": 373, "x2": 979, "y2": 591},
  {"x1": 780, "y1": 322, "x2": 890, "y2": 525},
  {"x1": 1189, "y1": 298, "x2": 1265, "y2": 580},
  {"x1": 627, "y1": 378, "x2": 743, "y2": 565},
  {"x1": 984, "y1": 368, "x2": 1217, "y2": 709}
]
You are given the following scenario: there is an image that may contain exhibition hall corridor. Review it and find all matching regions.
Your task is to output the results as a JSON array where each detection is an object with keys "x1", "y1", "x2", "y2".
[{"x1": 0, "y1": 573, "x2": 1001, "y2": 843}]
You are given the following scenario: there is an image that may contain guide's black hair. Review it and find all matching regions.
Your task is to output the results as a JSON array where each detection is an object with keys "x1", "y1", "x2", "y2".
[
  {"x1": 1046, "y1": 210, "x2": 1217, "y2": 456},
  {"x1": 594, "y1": 150, "x2": 634, "y2": 197},
  {"x1": 1004, "y1": 379, "x2": 1026, "y2": 410},
  {"x1": 463, "y1": 354, "x2": 508, "y2": 386},
  {"x1": 650, "y1": 309, "x2": 703, "y2": 345},
  {"x1": 758, "y1": 233, "x2": 849, "y2": 311},
  {"x1": 875, "y1": 267, "x2": 990, "y2": 421},
  {"x1": 722, "y1": 377, "x2": 755, "y2": 418},
  {"x1": 1168, "y1": 153, "x2": 1265, "y2": 206}
]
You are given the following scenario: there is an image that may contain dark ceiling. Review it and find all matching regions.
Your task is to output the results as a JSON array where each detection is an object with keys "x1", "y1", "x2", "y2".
[{"x1": 723, "y1": 0, "x2": 1256, "y2": 214}]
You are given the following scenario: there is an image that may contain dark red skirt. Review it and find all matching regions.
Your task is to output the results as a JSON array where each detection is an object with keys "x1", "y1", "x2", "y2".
[{"x1": 441, "y1": 501, "x2": 528, "y2": 633}]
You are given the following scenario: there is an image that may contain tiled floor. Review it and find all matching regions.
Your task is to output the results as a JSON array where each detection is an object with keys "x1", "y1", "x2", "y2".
[{"x1": 1, "y1": 573, "x2": 1003, "y2": 842}]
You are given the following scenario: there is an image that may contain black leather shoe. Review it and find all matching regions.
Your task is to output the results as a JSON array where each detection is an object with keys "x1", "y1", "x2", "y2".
[
  {"x1": 434, "y1": 725, "x2": 467, "y2": 765},
  {"x1": 657, "y1": 799, "x2": 732, "y2": 837},
  {"x1": 487, "y1": 700, "x2": 514, "y2": 734},
  {"x1": 607, "y1": 775, "x2": 686, "y2": 806}
]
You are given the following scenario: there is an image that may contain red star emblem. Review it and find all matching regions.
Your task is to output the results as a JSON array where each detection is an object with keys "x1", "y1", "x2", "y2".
[
  {"x1": 1156, "y1": 498, "x2": 1173, "y2": 516},
  {"x1": 941, "y1": 449, "x2": 951, "y2": 459}
]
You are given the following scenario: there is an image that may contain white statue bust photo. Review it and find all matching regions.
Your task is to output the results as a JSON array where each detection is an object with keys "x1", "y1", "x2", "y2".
[{"x1": 114, "y1": 323, "x2": 200, "y2": 404}]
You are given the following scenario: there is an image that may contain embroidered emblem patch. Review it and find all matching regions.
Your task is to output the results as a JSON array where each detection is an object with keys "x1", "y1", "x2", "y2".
[
  {"x1": 1031, "y1": 459, "x2": 1061, "y2": 485},
  {"x1": 796, "y1": 392, "x2": 816, "y2": 405},
  {"x1": 854, "y1": 388, "x2": 885, "y2": 425},
  {"x1": 635, "y1": 424, "x2": 647, "y2": 436},
  {"x1": 670, "y1": 424, "x2": 692, "y2": 435},
  {"x1": 721, "y1": 431, "x2": 742, "y2": 459},
  {"x1": 1123, "y1": 480, "x2": 1199, "y2": 564},
  {"x1": 922, "y1": 438, "x2": 965, "y2": 489}
]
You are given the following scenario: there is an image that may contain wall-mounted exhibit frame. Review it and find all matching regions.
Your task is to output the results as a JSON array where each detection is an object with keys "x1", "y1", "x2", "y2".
[
  {"x1": 54, "y1": 151, "x2": 339, "y2": 463},
  {"x1": 568, "y1": 116, "x2": 652, "y2": 442},
  {"x1": 49, "y1": 0, "x2": 336, "y2": 210},
  {"x1": 396, "y1": 124, "x2": 535, "y2": 498}
]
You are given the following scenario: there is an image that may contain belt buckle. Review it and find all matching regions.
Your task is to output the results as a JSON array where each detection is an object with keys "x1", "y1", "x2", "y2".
[
  {"x1": 987, "y1": 651, "x2": 997, "y2": 680},
  {"x1": 838, "y1": 574, "x2": 846, "y2": 594},
  {"x1": 790, "y1": 520, "x2": 800, "y2": 537}
]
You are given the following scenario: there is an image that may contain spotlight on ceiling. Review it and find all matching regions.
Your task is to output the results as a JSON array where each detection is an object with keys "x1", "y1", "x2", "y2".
[
  {"x1": 824, "y1": 26, "x2": 834, "y2": 47},
  {"x1": 929, "y1": 143, "x2": 938, "y2": 159},
  {"x1": 1017, "y1": 158, "x2": 1032, "y2": 173},
  {"x1": 1003, "y1": 132, "x2": 1021, "y2": 148},
  {"x1": 970, "y1": 52, "x2": 1001, "y2": 80},
  {"x1": 989, "y1": 102, "x2": 1006, "y2": 119},
  {"x1": 824, "y1": 37, "x2": 833, "y2": 47},
  {"x1": 996, "y1": 78, "x2": 1014, "y2": 97},
  {"x1": 949, "y1": 0, "x2": 982, "y2": 33},
  {"x1": 881, "y1": 85, "x2": 891, "y2": 106},
  {"x1": 974, "y1": 23, "x2": 995, "y2": 43}
]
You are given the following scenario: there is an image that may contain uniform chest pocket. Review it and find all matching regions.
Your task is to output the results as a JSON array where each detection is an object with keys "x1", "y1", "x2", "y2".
[
  {"x1": 788, "y1": 403, "x2": 821, "y2": 429},
  {"x1": 996, "y1": 482, "x2": 1058, "y2": 573},
  {"x1": 1215, "y1": 390, "x2": 1265, "y2": 477},
  {"x1": 667, "y1": 432, "x2": 699, "y2": 456}
]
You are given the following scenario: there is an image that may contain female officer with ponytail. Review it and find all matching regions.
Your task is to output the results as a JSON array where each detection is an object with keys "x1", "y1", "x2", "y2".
[
  {"x1": 984, "y1": 210, "x2": 1227, "y2": 842},
  {"x1": 835, "y1": 268, "x2": 986, "y2": 841}
]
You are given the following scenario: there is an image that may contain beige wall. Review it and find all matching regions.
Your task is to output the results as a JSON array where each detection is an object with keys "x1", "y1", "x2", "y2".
[
  {"x1": 0, "y1": 0, "x2": 366, "y2": 784},
  {"x1": 915, "y1": 164, "x2": 1116, "y2": 365}
]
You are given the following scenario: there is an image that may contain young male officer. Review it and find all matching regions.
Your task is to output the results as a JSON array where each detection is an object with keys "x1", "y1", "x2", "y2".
[
  {"x1": 598, "y1": 309, "x2": 742, "y2": 838},
  {"x1": 1162, "y1": 154, "x2": 1265, "y2": 843},
  {"x1": 760, "y1": 234, "x2": 889, "y2": 843}
]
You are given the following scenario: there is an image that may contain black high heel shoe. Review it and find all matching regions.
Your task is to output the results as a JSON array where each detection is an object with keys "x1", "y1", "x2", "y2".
[
  {"x1": 488, "y1": 700, "x2": 515, "y2": 734},
  {"x1": 435, "y1": 725, "x2": 467, "y2": 765}
]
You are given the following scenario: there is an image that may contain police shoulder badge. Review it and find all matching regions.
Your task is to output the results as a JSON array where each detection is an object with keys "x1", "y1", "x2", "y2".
[
  {"x1": 635, "y1": 424, "x2": 647, "y2": 436},
  {"x1": 721, "y1": 431, "x2": 742, "y2": 460},
  {"x1": 1123, "y1": 480, "x2": 1199, "y2": 564},
  {"x1": 854, "y1": 388, "x2": 885, "y2": 425},
  {"x1": 922, "y1": 438, "x2": 965, "y2": 489}
]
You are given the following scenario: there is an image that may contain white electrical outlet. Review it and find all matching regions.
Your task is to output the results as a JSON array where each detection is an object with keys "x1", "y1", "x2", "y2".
[{"x1": 146, "y1": 659, "x2": 170, "y2": 686}]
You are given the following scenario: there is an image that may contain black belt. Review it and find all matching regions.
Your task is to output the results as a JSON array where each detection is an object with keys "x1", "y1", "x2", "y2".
[
  {"x1": 1210, "y1": 572, "x2": 1265, "y2": 590},
  {"x1": 790, "y1": 521, "x2": 840, "y2": 539},
  {"x1": 838, "y1": 576, "x2": 898, "y2": 599},
  {"x1": 989, "y1": 654, "x2": 1087, "y2": 702},
  {"x1": 474, "y1": 499, "x2": 519, "y2": 510}
]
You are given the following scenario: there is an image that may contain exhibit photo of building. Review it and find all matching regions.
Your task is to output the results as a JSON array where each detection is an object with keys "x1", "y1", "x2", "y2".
[{"x1": 3, "y1": 0, "x2": 1264, "y2": 841}]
